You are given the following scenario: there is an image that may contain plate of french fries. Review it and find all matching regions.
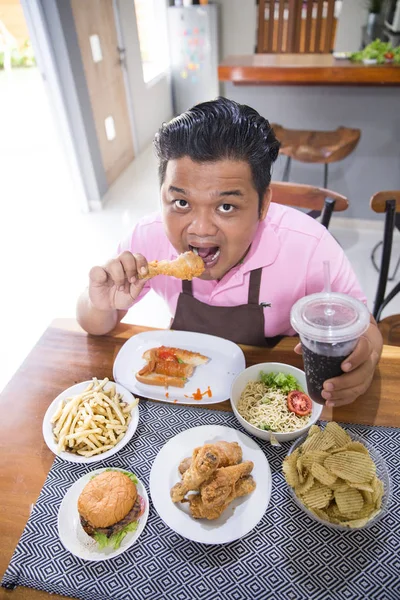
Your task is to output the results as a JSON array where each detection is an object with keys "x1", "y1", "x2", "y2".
[{"x1": 42, "y1": 377, "x2": 139, "y2": 463}]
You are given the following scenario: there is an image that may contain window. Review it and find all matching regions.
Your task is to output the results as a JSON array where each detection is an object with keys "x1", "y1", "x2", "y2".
[{"x1": 133, "y1": 0, "x2": 169, "y2": 83}]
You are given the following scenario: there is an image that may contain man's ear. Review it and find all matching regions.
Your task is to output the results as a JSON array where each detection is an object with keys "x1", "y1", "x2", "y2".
[{"x1": 259, "y1": 188, "x2": 272, "y2": 221}]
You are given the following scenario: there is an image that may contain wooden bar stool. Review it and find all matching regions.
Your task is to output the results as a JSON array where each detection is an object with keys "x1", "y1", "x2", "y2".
[
  {"x1": 371, "y1": 191, "x2": 400, "y2": 346},
  {"x1": 270, "y1": 181, "x2": 348, "y2": 230},
  {"x1": 272, "y1": 125, "x2": 361, "y2": 189}
]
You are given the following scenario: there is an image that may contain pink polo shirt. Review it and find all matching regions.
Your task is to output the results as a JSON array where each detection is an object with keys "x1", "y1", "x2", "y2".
[{"x1": 118, "y1": 203, "x2": 367, "y2": 337}]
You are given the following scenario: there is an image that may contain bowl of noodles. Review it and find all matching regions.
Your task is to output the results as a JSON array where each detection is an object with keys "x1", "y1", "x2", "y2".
[{"x1": 230, "y1": 363, "x2": 323, "y2": 443}]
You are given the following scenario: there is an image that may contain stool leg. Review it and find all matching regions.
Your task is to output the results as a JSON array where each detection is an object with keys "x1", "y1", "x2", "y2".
[
  {"x1": 282, "y1": 156, "x2": 292, "y2": 182},
  {"x1": 323, "y1": 164, "x2": 329, "y2": 189}
]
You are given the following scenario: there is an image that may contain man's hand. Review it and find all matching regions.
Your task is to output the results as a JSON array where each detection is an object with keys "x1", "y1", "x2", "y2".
[
  {"x1": 89, "y1": 251, "x2": 149, "y2": 311},
  {"x1": 294, "y1": 316, "x2": 383, "y2": 408}
]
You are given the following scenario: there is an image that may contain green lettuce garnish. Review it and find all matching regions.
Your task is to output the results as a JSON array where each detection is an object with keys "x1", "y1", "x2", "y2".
[
  {"x1": 94, "y1": 521, "x2": 139, "y2": 550},
  {"x1": 104, "y1": 468, "x2": 138, "y2": 484},
  {"x1": 259, "y1": 371, "x2": 303, "y2": 394}
]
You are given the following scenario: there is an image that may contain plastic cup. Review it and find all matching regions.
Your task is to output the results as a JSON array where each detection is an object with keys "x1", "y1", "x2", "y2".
[{"x1": 290, "y1": 292, "x2": 370, "y2": 405}]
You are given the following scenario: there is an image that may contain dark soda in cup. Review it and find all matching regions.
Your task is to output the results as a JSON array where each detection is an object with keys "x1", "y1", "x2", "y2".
[{"x1": 290, "y1": 293, "x2": 370, "y2": 405}]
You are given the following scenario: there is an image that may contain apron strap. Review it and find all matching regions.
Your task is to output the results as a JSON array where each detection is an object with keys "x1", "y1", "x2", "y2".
[
  {"x1": 248, "y1": 268, "x2": 262, "y2": 304},
  {"x1": 182, "y1": 279, "x2": 193, "y2": 294},
  {"x1": 182, "y1": 269, "x2": 262, "y2": 303}
]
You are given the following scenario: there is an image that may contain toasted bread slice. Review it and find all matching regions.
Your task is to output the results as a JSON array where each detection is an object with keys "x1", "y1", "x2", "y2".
[
  {"x1": 142, "y1": 346, "x2": 209, "y2": 366},
  {"x1": 135, "y1": 372, "x2": 186, "y2": 388}
]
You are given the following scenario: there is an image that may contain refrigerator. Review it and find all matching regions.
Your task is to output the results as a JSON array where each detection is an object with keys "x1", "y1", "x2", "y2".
[{"x1": 167, "y1": 4, "x2": 219, "y2": 115}]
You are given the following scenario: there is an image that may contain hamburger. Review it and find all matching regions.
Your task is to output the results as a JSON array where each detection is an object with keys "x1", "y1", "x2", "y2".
[{"x1": 77, "y1": 470, "x2": 145, "y2": 550}]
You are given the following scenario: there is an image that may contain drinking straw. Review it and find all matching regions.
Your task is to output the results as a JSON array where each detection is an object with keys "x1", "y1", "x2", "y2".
[
  {"x1": 323, "y1": 260, "x2": 334, "y2": 324},
  {"x1": 323, "y1": 260, "x2": 331, "y2": 294}
]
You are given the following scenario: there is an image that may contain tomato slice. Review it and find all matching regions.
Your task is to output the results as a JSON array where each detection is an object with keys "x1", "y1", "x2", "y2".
[{"x1": 287, "y1": 391, "x2": 312, "y2": 416}]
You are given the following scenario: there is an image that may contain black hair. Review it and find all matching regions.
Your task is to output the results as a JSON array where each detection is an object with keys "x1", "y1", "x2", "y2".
[{"x1": 153, "y1": 97, "x2": 280, "y2": 209}]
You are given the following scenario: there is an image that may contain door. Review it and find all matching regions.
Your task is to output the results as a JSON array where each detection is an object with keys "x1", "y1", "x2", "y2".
[{"x1": 70, "y1": 0, "x2": 134, "y2": 185}]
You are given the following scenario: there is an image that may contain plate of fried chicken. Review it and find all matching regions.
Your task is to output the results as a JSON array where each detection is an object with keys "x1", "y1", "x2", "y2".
[{"x1": 149, "y1": 425, "x2": 272, "y2": 544}]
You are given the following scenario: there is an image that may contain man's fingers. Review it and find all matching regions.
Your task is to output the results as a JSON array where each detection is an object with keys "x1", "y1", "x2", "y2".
[
  {"x1": 294, "y1": 343, "x2": 302, "y2": 355},
  {"x1": 119, "y1": 251, "x2": 140, "y2": 283},
  {"x1": 340, "y1": 336, "x2": 372, "y2": 372},
  {"x1": 326, "y1": 395, "x2": 360, "y2": 408},
  {"x1": 323, "y1": 362, "x2": 372, "y2": 393},
  {"x1": 89, "y1": 266, "x2": 108, "y2": 286},
  {"x1": 132, "y1": 253, "x2": 148, "y2": 280}
]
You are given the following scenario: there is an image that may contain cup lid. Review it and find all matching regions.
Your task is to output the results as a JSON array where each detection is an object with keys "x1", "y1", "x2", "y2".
[{"x1": 290, "y1": 292, "x2": 370, "y2": 343}]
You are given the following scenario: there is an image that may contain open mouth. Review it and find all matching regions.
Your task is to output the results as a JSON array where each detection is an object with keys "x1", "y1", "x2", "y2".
[{"x1": 189, "y1": 245, "x2": 221, "y2": 267}]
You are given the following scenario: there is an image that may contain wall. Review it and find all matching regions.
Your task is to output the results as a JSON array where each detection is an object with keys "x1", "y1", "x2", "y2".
[
  {"x1": 117, "y1": 0, "x2": 173, "y2": 154},
  {"x1": 334, "y1": 0, "x2": 368, "y2": 52},
  {"x1": 224, "y1": 82, "x2": 400, "y2": 220},
  {"x1": 213, "y1": 0, "x2": 257, "y2": 58}
]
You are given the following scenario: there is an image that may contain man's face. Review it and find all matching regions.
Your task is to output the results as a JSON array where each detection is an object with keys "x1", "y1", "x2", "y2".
[{"x1": 161, "y1": 157, "x2": 270, "y2": 281}]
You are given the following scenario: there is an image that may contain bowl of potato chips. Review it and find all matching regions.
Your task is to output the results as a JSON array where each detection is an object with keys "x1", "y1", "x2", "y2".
[
  {"x1": 43, "y1": 377, "x2": 139, "y2": 463},
  {"x1": 283, "y1": 422, "x2": 391, "y2": 530}
]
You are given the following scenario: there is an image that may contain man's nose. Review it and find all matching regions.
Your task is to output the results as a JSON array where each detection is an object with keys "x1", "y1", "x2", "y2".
[{"x1": 187, "y1": 209, "x2": 217, "y2": 236}]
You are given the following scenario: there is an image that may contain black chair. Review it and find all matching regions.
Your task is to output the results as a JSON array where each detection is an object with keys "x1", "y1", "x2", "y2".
[{"x1": 371, "y1": 191, "x2": 400, "y2": 346}]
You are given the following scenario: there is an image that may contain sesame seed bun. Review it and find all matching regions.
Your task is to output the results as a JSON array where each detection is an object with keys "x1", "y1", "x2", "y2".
[{"x1": 77, "y1": 471, "x2": 137, "y2": 529}]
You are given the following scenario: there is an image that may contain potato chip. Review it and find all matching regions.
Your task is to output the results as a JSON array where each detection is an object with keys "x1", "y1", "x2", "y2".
[
  {"x1": 283, "y1": 451, "x2": 300, "y2": 487},
  {"x1": 301, "y1": 450, "x2": 330, "y2": 469},
  {"x1": 340, "y1": 517, "x2": 370, "y2": 529},
  {"x1": 301, "y1": 483, "x2": 333, "y2": 509},
  {"x1": 334, "y1": 487, "x2": 364, "y2": 517},
  {"x1": 324, "y1": 421, "x2": 352, "y2": 448},
  {"x1": 329, "y1": 478, "x2": 348, "y2": 491},
  {"x1": 360, "y1": 489, "x2": 374, "y2": 505},
  {"x1": 348, "y1": 482, "x2": 374, "y2": 492},
  {"x1": 343, "y1": 441, "x2": 370, "y2": 455},
  {"x1": 371, "y1": 477, "x2": 384, "y2": 508},
  {"x1": 308, "y1": 425, "x2": 321, "y2": 437},
  {"x1": 295, "y1": 471, "x2": 314, "y2": 495},
  {"x1": 311, "y1": 462, "x2": 337, "y2": 487},
  {"x1": 324, "y1": 451, "x2": 376, "y2": 484},
  {"x1": 302, "y1": 430, "x2": 336, "y2": 452}
]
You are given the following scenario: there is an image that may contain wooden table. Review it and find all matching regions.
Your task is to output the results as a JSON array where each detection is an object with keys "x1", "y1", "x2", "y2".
[
  {"x1": 1, "y1": 318, "x2": 400, "y2": 600},
  {"x1": 218, "y1": 54, "x2": 400, "y2": 86}
]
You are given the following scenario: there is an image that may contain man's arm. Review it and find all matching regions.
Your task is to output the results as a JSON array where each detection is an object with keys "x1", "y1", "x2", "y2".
[
  {"x1": 77, "y1": 288, "x2": 127, "y2": 335},
  {"x1": 76, "y1": 252, "x2": 149, "y2": 335}
]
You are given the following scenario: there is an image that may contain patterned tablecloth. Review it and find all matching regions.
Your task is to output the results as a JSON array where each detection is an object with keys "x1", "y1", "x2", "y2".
[{"x1": 2, "y1": 400, "x2": 400, "y2": 600}]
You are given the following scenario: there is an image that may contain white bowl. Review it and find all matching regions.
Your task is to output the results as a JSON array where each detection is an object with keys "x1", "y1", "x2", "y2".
[
  {"x1": 43, "y1": 380, "x2": 139, "y2": 463},
  {"x1": 287, "y1": 431, "x2": 391, "y2": 530},
  {"x1": 230, "y1": 362, "x2": 323, "y2": 443}
]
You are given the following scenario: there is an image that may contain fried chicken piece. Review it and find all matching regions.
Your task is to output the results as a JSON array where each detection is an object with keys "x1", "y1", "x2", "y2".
[
  {"x1": 170, "y1": 442, "x2": 242, "y2": 503},
  {"x1": 178, "y1": 441, "x2": 243, "y2": 475},
  {"x1": 187, "y1": 475, "x2": 256, "y2": 520},
  {"x1": 201, "y1": 461, "x2": 254, "y2": 508},
  {"x1": 178, "y1": 456, "x2": 192, "y2": 475},
  {"x1": 139, "y1": 251, "x2": 205, "y2": 281}
]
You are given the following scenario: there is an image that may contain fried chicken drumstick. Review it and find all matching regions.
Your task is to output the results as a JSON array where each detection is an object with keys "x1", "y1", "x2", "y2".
[
  {"x1": 187, "y1": 475, "x2": 256, "y2": 520},
  {"x1": 170, "y1": 442, "x2": 242, "y2": 503},
  {"x1": 139, "y1": 251, "x2": 204, "y2": 281},
  {"x1": 200, "y1": 461, "x2": 254, "y2": 509}
]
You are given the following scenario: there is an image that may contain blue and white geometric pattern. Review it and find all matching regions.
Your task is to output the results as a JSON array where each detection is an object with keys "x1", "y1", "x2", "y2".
[{"x1": 2, "y1": 400, "x2": 400, "y2": 600}]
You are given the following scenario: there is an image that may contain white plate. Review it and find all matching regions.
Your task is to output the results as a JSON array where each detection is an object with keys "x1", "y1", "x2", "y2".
[
  {"x1": 113, "y1": 330, "x2": 246, "y2": 405},
  {"x1": 149, "y1": 425, "x2": 272, "y2": 544},
  {"x1": 58, "y1": 467, "x2": 149, "y2": 561},
  {"x1": 42, "y1": 380, "x2": 139, "y2": 463}
]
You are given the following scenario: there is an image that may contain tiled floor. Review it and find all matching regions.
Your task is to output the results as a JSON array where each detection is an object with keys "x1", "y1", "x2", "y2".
[{"x1": 1, "y1": 68, "x2": 400, "y2": 393}]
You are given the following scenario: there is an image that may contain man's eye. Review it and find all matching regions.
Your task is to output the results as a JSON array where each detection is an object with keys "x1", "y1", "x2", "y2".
[
  {"x1": 174, "y1": 199, "x2": 189, "y2": 209},
  {"x1": 218, "y1": 203, "x2": 234, "y2": 213}
]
